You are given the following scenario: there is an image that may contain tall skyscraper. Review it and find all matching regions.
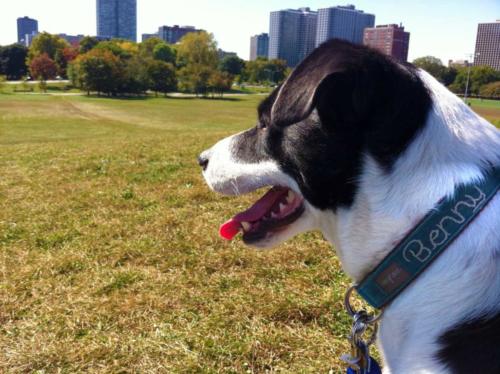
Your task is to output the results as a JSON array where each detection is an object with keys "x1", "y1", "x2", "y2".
[
  {"x1": 158, "y1": 25, "x2": 202, "y2": 44},
  {"x1": 474, "y1": 21, "x2": 500, "y2": 71},
  {"x1": 269, "y1": 8, "x2": 318, "y2": 67},
  {"x1": 363, "y1": 24, "x2": 410, "y2": 62},
  {"x1": 316, "y1": 5, "x2": 375, "y2": 47},
  {"x1": 96, "y1": 0, "x2": 137, "y2": 42},
  {"x1": 250, "y1": 33, "x2": 269, "y2": 60},
  {"x1": 17, "y1": 16, "x2": 38, "y2": 45}
]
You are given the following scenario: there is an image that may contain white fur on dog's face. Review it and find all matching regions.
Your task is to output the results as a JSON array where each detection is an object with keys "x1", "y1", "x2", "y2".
[{"x1": 201, "y1": 132, "x2": 325, "y2": 248}]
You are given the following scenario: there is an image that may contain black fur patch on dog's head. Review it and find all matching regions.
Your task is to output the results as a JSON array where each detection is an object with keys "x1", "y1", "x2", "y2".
[{"x1": 234, "y1": 39, "x2": 432, "y2": 210}]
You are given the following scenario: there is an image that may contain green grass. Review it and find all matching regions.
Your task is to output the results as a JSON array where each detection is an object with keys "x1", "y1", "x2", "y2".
[
  {"x1": 1, "y1": 92, "x2": 499, "y2": 373},
  {"x1": 1, "y1": 81, "x2": 81, "y2": 94},
  {"x1": 0, "y1": 93, "x2": 353, "y2": 373},
  {"x1": 467, "y1": 98, "x2": 500, "y2": 109}
]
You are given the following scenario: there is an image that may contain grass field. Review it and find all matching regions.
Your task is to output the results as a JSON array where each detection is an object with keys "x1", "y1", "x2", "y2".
[{"x1": 1, "y1": 92, "x2": 499, "y2": 373}]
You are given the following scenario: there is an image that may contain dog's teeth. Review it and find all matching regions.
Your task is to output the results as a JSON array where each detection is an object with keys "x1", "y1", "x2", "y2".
[
  {"x1": 279, "y1": 203, "x2": 286, "y2": 212},
  {"x1": 286, "y1": 190, "x2": 295, "y2": 204},
  {"x1": 241, "y1": 222, "x2": 251, "y2": 231}
]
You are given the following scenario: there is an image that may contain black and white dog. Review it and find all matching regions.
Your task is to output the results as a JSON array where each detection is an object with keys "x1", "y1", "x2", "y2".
[{"x1": 198, "y1": 40, "x2": 500, "y2": 373}]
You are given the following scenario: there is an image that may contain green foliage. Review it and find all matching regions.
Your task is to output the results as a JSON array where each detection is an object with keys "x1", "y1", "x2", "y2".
[
  {"x1": 79, "y1": 36, "x2": 99, "y2": 54},
  {"x1": 0, "y1": 43, "x2": 28, "y2": 80},
  {"x1": 152, "y1": 43, "x2": 176, "y2": 64},
  {"x1": 70, "y1": 49, "x2": 123, "y2": 95},
  {"x1": 94, "y1": 40, "x2": 138, "y2": 60},
  {"x1": 219, "y1": 55, "x2": 245, "y2": 76},
  {"x1": 138, "y1": 37, "x2": 163, "y2": 57},
  {"x1": 480, "y1": 81, "x2": 500, "y2": 99},
  {"x1": 208, "y1": 71, "x2": 234, "y2": 97},
  {"x1": 0, "y1": 74, "x2": 6, "y2": 93},
  {"x1": 119, "y1": 56, "x2": 150, "y2": 95},
  {"x1": 244, "y1": 57, "x2": 288, "y2": 84},
  {"x1": 412, "y1": 56, "x2": 448, "y2": 82},
  {"x1": 176, "y1": 31, "x2": 218, "y2": 69},
  {"x1": 468, "y1": 66, "x2": 500, "y2": 94},
  {"x1": 28, "y1": 32, "x2": 69, "y2": 66},
  {"x1": 449, "y1": 65, "x2": 500, "y2": 95},
  {"x1": 178, "y1": 64, "x2": 214, "y2": 95},
  {"x1": 176, "y1": 32, "x2": 219, "y2": 95},
  {"x1": 146, "y1": 59, "x2": 177, "y2": 96}
]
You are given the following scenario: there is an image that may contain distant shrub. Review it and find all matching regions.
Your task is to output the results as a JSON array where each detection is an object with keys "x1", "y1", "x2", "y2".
[{"x1": 480, "y1": 81, "x2": 500, "y2": 99}]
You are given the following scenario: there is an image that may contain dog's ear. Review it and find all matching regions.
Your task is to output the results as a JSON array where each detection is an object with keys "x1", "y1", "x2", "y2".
[{"x1": 270, "y1": 40, "x2": 374, "y2": 127}]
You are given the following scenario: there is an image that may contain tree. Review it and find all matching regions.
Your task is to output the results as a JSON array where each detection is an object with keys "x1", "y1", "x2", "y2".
[
  {"x1": 55, "y1": 46, "x2": 79, "y2": 78},
  {"x1": 29, "y1": 53, "x2": 57, "y2": 91},
  {"x1": 153, "y1": 42, "x2": 176, "y2": 64},
  {"x1": 208, "y1": 71, "x2": 233, "y2": 97},
  {"x1": 449, "y1": 65, "x2": 500, "y2": 95},
  {"x1": 244, "y1": 57, "x2": 288, "y2": 84},
  {"x1": 0, "y1": 75, "x2": 6, "y2": 93},
  {"x1": 219, "y1": 55, "x2": 245, "y2": 76},
  {"x1": 94, "y1": 40, "x2": 136, "y2": 59},
  {"x1": 28, "y1": 32, "x2": 69, "y2": 65},
  {"x1": 146, "y1": 60, "x2": 177, "y2": 96},
  {"x1": 176, "y1": 31, "x2": 218, "y2": 95},
  {"x1": 139, "y1": 37, "x2": 163, "y2": 57},
  {"x1": 469, "y1": 66, "x2": 500, "y2": 94},
  {"x1": 119, "y1": 55, "x2": 150, "y2": 95},
  {"x1": 79, "y1": 36, "x2": 99, "y2": 54},
  {"x1": 412, "y1": 56, "x2": 447, "y2": 82},
  {"x1": 69, "y1": 49, "x2": 123, "y2": 95},
  {"x1": 177, "y1": 64, "x2": 213, "y2": 96},
  {"x1": 441, "y1": 66, "x2": 458, "y2": 86},
  {"x1": 480, "y1": 81, "x2": 500, "y2": 99},
  {"x1": 0, "y1": 43, "x2": 28, "y2": 80},
  {"x1": 176, "y1": 31, "x2": 218, "y2": 68}
]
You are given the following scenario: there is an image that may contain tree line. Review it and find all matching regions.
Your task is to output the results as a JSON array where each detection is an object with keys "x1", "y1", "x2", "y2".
[
  {"x1": 2, "y1": 35, "x2": 498, "y2": 98},
  {"x1": 0, "y1": 31, "x2": 289, "y2": 97},
  {"x1": 412, "y1": 56, "x2": 500, "y2": 99}
]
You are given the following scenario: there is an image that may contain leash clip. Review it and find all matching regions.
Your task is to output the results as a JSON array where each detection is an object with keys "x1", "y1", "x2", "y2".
[{"x1": 341, "y1": 285, "x2": 383, "y2": 374}]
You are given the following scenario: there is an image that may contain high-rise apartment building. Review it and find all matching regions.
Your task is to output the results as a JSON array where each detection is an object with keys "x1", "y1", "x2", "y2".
[
  {"x1": 158, "y1": 25, "x2": 202, "y2": 44},
  {"x1": 250, "y1": 33, "x2": 269, "y2": 60},
  {"x1": 316, "y1": 5, "x2": 375, "y2": 47},
  {"x1": 474, "y1": 21, "x2": 500, "y2": 71},
  {"x1": 269, "y1": 8, "x2": 318, "y2": 67},
  {"x1": 97, "y1": 0, "x2": 137, "y2": 41},
  {"x1": 17, "y1": 16, "x2": 38, "y2": 45},
  {"x1": 363, "y1": 24, "x2": 410, "y2": 62}
]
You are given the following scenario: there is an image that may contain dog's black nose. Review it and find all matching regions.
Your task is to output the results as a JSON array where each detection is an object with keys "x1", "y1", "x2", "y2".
[{"x1": 198, "y1": 155, "x2": 209, "y2": 171}]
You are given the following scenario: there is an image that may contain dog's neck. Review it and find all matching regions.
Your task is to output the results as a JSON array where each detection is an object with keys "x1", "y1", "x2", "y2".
[{"x1": 318, "y1": 71, "x2": 500, "y2": 282}]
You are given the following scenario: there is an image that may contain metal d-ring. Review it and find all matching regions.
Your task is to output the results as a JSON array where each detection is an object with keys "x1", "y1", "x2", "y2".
[{"x1": 344, "y1": 285, "x2": 384, "y2": 324}]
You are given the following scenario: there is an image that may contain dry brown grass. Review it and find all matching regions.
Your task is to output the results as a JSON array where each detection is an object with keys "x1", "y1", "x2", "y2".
[
  {"x1": 0, "y1": 94, "x2": 355, "y2": 373},
  {"x1": 2, "y1": 93, "x2": 499, "y2": 373}
]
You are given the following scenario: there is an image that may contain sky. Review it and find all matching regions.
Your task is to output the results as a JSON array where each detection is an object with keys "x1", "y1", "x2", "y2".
[{"x1": 1, "y1": 0, "x2": 499, "y2": 63}]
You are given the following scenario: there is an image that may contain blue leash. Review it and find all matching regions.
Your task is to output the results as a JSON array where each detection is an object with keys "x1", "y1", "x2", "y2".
[{"x1": 346, "y1": 357, "x2": 382, "y2": 374}]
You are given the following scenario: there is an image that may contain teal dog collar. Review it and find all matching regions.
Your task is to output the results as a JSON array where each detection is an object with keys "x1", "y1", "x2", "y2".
[{"x1": 356, "y1": 167, "x2": 500, "y2": 309}]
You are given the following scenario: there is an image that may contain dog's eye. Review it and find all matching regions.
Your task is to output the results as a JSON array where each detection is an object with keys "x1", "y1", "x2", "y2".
[{"x1": 258, "y1": 122, "x2": 267, "y2": 130}]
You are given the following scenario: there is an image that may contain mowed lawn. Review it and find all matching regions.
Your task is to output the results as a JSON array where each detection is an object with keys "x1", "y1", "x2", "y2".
[
  {"x1": 1, "y1": 93, "x2": 499, "y2": 373},
  {"x1": 1, "y1": 93, "x2": 352, "y2": 373}
]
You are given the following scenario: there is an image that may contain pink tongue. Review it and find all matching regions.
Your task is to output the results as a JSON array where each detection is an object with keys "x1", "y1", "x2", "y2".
[
  {"x1": 219, "y1": 219, "x2": 241, "y2": 240},
  {"x1": 219, "y1": 187, "x2": 289, "y2": 240}
]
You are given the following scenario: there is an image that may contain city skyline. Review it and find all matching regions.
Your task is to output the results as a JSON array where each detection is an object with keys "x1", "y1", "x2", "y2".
[{"x1": 1, "y1": 0, "x2": 499, "y2": 63}]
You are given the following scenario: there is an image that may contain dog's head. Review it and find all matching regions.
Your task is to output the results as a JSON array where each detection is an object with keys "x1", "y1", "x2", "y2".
[{"x1": 199, "y1": 39, "x2": 431, "y2": 248}]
